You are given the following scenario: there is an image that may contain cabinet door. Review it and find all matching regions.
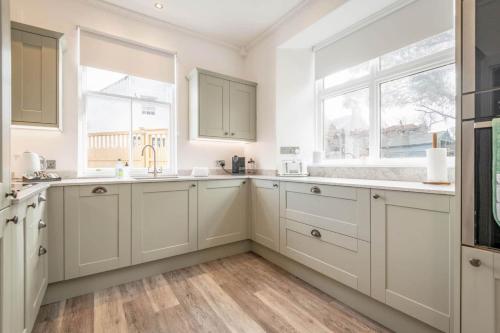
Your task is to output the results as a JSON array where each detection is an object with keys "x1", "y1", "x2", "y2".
[
  {"x1": 24, "y1": 192, "x2": 48, "y2": 333},
  {"x1": 1, "y1": 207, "x2": 25, "y2": 333},
  {"x1": 132, "y1": 181, "x2": 197, "y2": 264},
  {"x1": 11, "y1": 29, "x2": 57, "y2": 126},
  {"x1": 0, "y1": 0, "x2": 11, "y2": 210},
  {"x1": 461, "y1": 246, "x2": 500, "y2": 333},
  {"x1": 64, "y1": 184, "x2": 131, "y2": 279},
  {"x1": 371, "y1": 190, "x2": 451, "y2": 333},
  {"x1": 251, "y1": 179, "x2": 279, "y2": 251},
  {"x1": 229, "y1": 81, "x2": 256, "y2": 140},
  {"x1": 199, "y1": 73, "x2": 229, "y2": 138},
  {"x1": 198, "y1": 179, "x2": 248, "y2": 249}
]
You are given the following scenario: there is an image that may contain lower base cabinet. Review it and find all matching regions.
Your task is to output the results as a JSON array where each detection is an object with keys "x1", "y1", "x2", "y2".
[
  {"x1": 198, "y1": 179, "x2": 248, "y2": 249},
  {"x1": 280, "y1": 218, "x2": 370, "y2": 295},
  {"x1": 462, "y1": 246, "x2": 500, "y2": 333},
  {"x1": 64, "y1": 184, "x2": 131, "y2": 279},
  {"x1": 1, "y1": 207, "x2": 24, "y2": 333},
  {"x1": 132, "y1": 181, "x2": 197, "y2": 264},
  {"x1": 251, "y1": 179, "x2": 279, "y2": 251},
  {"x1": 371, "y1": 190, "x2": 452, "y2": 333}
]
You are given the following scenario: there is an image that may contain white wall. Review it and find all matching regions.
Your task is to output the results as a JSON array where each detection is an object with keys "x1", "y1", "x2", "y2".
[
  {"x1": 10, "y1": 0, "x2": 247, "y2": 176},
  {"x1": 243, "y1": 0, "x2": 345, "y2": 170}
]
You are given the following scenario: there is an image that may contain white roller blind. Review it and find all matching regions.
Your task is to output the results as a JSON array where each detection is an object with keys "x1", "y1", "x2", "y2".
[
  {"x1": 315, "y1": 0, "x2": 453, "y2": 79},
  {"x1": 80, "y1": 29, "x2": 175, "y2": 83}
]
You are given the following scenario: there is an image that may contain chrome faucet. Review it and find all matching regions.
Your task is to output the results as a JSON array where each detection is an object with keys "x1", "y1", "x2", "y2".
[{"x1": 141, "y1": 144, "x2": 158, "y2": 177}]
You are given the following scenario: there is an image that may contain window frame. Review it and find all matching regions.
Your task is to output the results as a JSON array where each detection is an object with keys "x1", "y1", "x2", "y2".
[
  {"x1": 315, "y1": 47, "x2": 455, "y2": 166},
  {"x1": 78, "y1": 66, "x2": 177, "y2": 177}
]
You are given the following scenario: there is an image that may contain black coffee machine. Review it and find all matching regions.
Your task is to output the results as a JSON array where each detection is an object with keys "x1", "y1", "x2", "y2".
[{"x1": 232, "y1": 156, "x2": 245, "y2": 174}]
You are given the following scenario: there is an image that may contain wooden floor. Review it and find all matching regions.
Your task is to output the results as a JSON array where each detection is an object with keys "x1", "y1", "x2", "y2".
[{"x1": 33, "y1": 252, "x2": 391, "y2": 333}]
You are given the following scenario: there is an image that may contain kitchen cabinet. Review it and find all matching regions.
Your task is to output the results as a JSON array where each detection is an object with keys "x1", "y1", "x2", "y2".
[
  {"x1": 461, "y1": 246, "x2": 500, "y2": 333},
  {"x1": 371, "y1": 190, "x2": 452, "y2": 333},
  {"x1": 189, "y1": 68, "x2": 256, "y2": 141},
  {"x1": 0, "y1": 0, "x2": 11, "y2": 209},
  {"x1": 1, "y1": 205, "x2": 24, "y2": 333},
  {"x1": 198, "y1": 179, "x2": 249, "y2": 249},
  {"x1": 64, "y1": 184, "x2": 131, "y2": 279},
  {"x1": 132, "y1": 181, "x2": 197, "y2": 264},
  {"x1": 11, "y1": 22, "x2": 62, "y2": 127},
  {"x1": 23, "y1": 191, "x2": 48, "y2": 333},
  {"x1": 279, "y1": 182, "x2": 371, "y2": 241},
  {"x1": 251, "y1": 179, "x2": 279, "y2": 251}
]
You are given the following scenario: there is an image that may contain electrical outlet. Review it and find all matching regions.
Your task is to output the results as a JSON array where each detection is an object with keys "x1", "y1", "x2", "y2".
[
  {"x1": 46, "y1": 160, "x2": 56, "y2": 170},
  {"x1": 216, "y1": 160, "x2": 225, "y2": 167}
]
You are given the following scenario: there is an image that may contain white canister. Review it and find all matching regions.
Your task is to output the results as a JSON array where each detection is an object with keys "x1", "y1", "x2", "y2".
[{"x1": 426, "y1": 148, "x2": 448, "y2": 182}]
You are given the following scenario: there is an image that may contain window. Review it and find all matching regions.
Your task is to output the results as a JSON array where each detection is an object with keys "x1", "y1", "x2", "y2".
[
  {"x1": 82, "y1": 66, "x2": 175, "y2": 175},
  {"x1": 317, "y1": 30, "x2": 455, "y2": 164}
]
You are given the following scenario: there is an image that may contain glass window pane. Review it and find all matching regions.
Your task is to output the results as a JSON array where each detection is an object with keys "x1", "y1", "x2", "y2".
[
  {"x1": 323, "y1": 61, "x2": 371, "y2": 89},
  {"x1": 132, "y1": 101, "x2": 170, "y2": 171},
  {"x1": 86, "y1": 94, "x2": 131, "y2": 168},
  {"x1": 380, "y1": 64, "x2": 456, "y2": 158},
  {"x1": 381, "y1": 30, "x2": 455, "y2": 70},
  {"x1": 324, "y1": 88, "x2": 370, "y2": 160}
]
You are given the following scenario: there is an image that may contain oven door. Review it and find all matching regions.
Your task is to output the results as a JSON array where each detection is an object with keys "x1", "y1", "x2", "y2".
[
  {"x1": 463, "y1": 0, "x2": 500, "y2": 94},
  {"x1": 462, "y1": 119, "x2": 500, "y2": 249}
]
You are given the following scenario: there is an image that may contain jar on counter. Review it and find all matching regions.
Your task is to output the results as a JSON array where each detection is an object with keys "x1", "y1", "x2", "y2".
[{"x1": 247, "y1": 158, "x2": 256, "y2": 174}]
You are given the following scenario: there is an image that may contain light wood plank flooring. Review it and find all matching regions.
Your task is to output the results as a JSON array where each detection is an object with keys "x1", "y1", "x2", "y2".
[{"x1": 33, "y1": 252, "x2": 391, "y2": 333}]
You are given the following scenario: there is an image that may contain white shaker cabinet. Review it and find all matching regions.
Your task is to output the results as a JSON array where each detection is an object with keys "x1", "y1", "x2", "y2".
[
  {"x1": 0, "y1": 0, "x2": 11, "y2": 209},
  {"x1": 1, "y1": 207, "x2": 24, "y2": 333},
  {"x1": 24, "y1": 191, "x2": 48, "y2": 333},
  {"x1": 462, "y1": 246, "x2": 500, "y2": 333},
  {"x1": 251, "y1": 179, "x2": 280, "y2": 251},
  {"x1": 371, "y1": 190, "x2": 453, "y2": 333},
  {"x1": 189, "y1": 68, "x2": 256, "y2": 142},
  {"x1": 198, "y1": 179, "x2": 249, "y2": 249},
  {"x1": 132, "y1": 181, "x2": 197, "y2": 264},
  {"x1": 64, "y1": 184, "x2": 131, "y2": 279}
]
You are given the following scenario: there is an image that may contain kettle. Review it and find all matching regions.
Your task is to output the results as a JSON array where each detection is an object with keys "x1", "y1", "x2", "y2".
[{"x1": 22, "y1": 152, "x2": 45, "y2": 177}]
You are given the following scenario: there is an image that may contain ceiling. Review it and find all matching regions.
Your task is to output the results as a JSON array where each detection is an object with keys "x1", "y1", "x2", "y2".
[{"x1": 98, "y1": 0, "x2": 307, "y2": 49}]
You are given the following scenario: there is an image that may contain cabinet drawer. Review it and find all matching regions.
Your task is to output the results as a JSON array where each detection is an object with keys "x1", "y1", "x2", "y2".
[
  {"x1": 280, "y1": 182, "x2": 370, "y2": 241},
  {"x1": 280, "y1": 218, "x2": 370, "y2": 295}
]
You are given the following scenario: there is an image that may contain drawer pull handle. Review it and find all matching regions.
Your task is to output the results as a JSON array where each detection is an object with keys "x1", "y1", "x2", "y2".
[
  {"x1": 6, "y1": 216, "x2": 19, "y2": 224},
  {"x1": 310, "y1": 186, "x2": 321, "y2": 194},
  {"x1": 373, "y1": 194, "x2": 380, "y2": 199},
  {"x1": 38, "y1": 246, "x2": 47, "y2": 256},
  {"x1": 311, "y1": 229, "x2": 321, "y2": 238},
  {"x1": 5, "y1": 190, "x2": 17, "y2": 199},
  {"x1": 242, "y1": 181, "x2": 246, "y2": 185},
  {"x1": 191, "y1": 184, "x2": 196, "y2": 188},
  {"x1": 224, "y1": 132, "x2": 229, "y2": 136},
  {"x1": 38, "y1": 219, "x2": 47, "y2": 230},
  {"x1": 231, "y1": 133, "x2": 235, "y2": 136},
  {"x1": 273, "y1": 184, "x2": 279, "y2": 188},
  {"x1": 469, "y1": 258, "x2": 481, "y2": 267},
  {"x1": 38, "y1": 195, "x2": 47, "y2": 203},
  {"x1": 92, "y1": 186, "x2": 108, "y2": 194},
  {"x1": 27, "y1": 202, "x2": 37, "y2": 209}
]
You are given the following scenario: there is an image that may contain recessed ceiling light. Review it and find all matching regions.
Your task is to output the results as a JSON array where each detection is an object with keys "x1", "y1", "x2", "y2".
[{"x1": 154, "y1": 2, "x2": 164, "y2": 9}]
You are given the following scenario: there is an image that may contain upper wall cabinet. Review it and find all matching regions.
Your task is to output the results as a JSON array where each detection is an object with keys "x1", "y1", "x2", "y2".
[
  {"x1": 188, "y1": 68, "x2": 256, "y2": 142},
  {"x1": 11, "y1": 22, "x2": 62, "y2": 128}
]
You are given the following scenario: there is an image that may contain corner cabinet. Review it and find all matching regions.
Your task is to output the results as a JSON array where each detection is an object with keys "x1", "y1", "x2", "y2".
[
  {"x1": 251, "y1": 179, "x2": 280, "y2": 251},
  {"x1": 64, "y1": 184, "x2": 131, "y2": 279},
  {"x1": 198, "y1": 179, "x2": 249, "y2": 249},
  {"x1": 131, "y1": 181, "x2": 197, "y2": 264},
  {"x1": 371, "y1": 190, "x2": 453, "y2": 333},
  {"x1": 188, "y1": 68, "x2": 256, "y2": 141},
  {"x1": 11, "y1": 22, "x2": 62, "y2": 127}
]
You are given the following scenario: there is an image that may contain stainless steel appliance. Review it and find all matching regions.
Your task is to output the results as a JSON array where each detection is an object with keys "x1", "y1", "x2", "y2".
[
  {"x1": 462, "y1": 0, "x2": 500, "y2": 250},
  {"x1": 231, "y1": 156, "x2": 245, "y2": 174}
]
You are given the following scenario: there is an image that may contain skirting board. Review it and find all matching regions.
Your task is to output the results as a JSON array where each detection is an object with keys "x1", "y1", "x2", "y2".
[
  {"x1": 43, "y1": 240, "x2": 251, "y2": 305},
  {"x1": 251, "y1": 242, "x2": 443, "y2": 333}
]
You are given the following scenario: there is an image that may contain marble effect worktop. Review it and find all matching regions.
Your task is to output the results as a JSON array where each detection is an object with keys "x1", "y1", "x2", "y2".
[{"x1": 11, "y1": 174, "x2": 454, "y2": 204}]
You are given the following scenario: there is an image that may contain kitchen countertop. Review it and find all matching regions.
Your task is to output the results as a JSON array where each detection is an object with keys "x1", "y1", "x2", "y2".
[{"x1": 11, "y1": 174, "x2": 455, "y2": 204}]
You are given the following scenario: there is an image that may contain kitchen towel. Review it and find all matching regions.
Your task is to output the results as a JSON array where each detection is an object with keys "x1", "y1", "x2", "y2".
[{"x1": 492, "y1": 118, "x2": 500, "y2": 226}]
